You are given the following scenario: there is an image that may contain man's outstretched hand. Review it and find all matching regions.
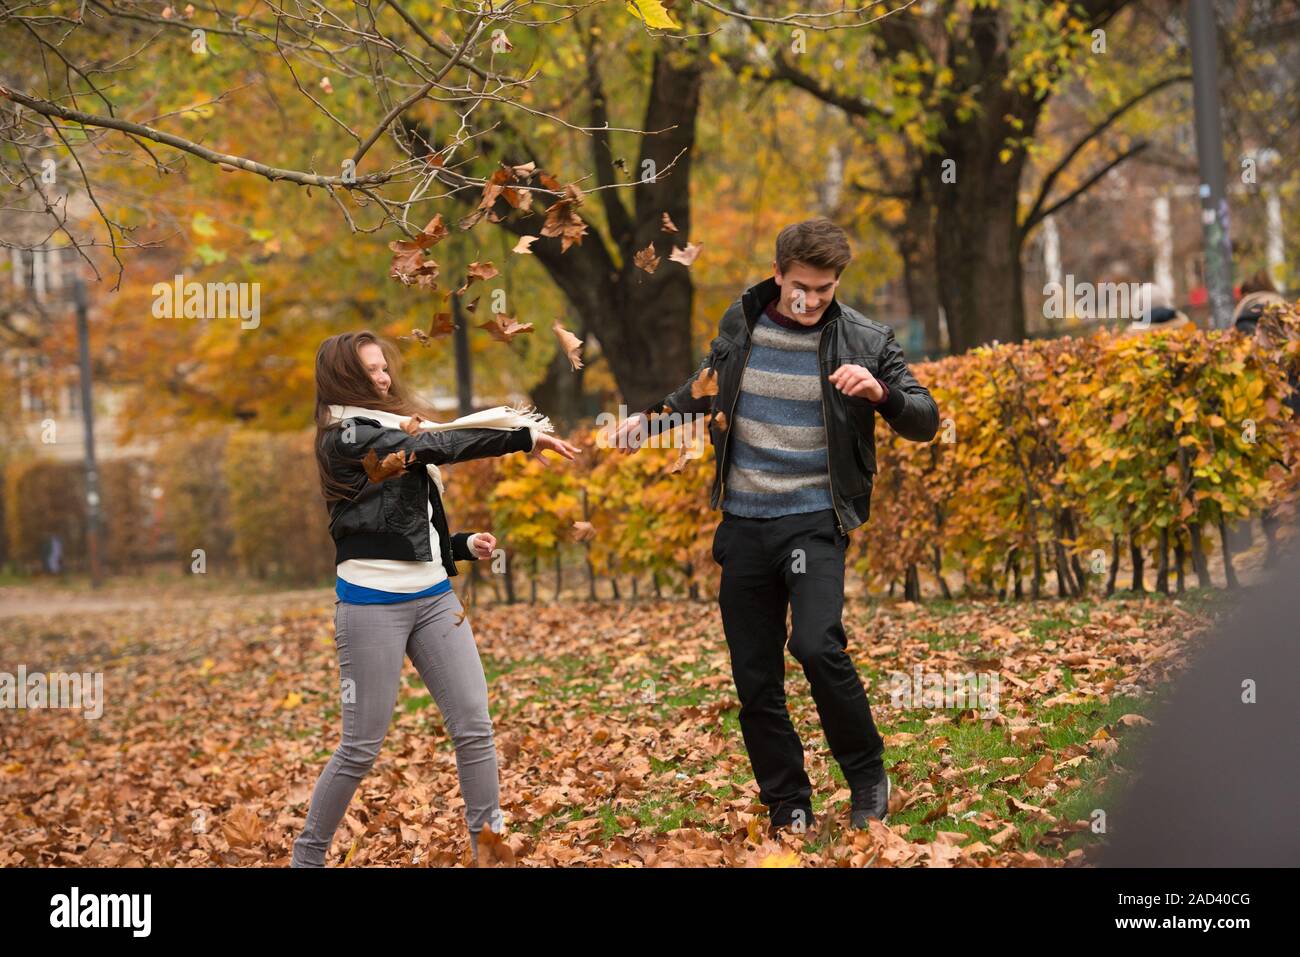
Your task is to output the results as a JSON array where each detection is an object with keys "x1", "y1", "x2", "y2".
[
  {"x1": 828, "y1": 363, "x2": 885, "y2": 402},
  {"x1": 606, "y1": 412, "x2": 649, "y2": 456}
]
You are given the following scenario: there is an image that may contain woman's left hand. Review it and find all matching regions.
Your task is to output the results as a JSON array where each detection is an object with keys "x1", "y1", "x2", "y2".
[{"x1": 470, "y1": 531, "x2": 497, "y2": 559}]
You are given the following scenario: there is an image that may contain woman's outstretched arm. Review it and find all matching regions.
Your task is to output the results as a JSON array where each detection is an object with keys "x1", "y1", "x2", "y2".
[{"x1": 332, "y1": 419, "x2": 534, "y2": 467}]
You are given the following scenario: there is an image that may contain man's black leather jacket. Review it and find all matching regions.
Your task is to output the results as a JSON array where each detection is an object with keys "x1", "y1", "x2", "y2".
[
  {"x1": 640, "y1": 275, "x2": 940, "y2": 535},
  {"x1": 321, "y1": 417, "x2": 534, "y2": 573}
]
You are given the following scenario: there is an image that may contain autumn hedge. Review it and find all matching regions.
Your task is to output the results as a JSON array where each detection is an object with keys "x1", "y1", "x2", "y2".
[
  {"x1": 8, "y1": 308, "x2": 1298, "y2": 596},
  {"x1": 454, "y1": 310, "x2": 1300, "y2": 600}
]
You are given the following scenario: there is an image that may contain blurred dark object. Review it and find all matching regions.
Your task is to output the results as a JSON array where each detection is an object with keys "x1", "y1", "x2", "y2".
[
  {"x1": 1098, "y1": 518, "x2": 1300, "y2": 866},
  {"x1": 1231, "y1": 290, "x2": 1285, "y2": 337}
]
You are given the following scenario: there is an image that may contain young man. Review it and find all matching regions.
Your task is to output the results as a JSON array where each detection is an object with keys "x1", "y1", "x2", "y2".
[{"x1": 611, "y1": 218, "x2": 939, "y2": 833}]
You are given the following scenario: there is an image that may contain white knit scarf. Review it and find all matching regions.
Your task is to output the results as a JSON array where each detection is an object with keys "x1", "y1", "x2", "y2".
[{"x1": 327, "y1": 403, "x2": 553, "y2": 495}]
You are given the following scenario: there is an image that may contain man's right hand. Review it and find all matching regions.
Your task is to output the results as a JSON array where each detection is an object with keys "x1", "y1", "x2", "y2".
[{"x1": 606, "y1": 411, "x2": 650, "y2": 455}]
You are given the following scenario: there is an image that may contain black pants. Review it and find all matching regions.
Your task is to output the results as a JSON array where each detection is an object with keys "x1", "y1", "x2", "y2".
[{"x1": 712, "y1": 507, "x2": 884, "y2": 824}]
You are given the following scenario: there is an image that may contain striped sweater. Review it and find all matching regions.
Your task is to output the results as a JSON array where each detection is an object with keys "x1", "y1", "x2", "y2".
[{"x1": 721, "y1": 303, "x2": 834, "y2": 517}]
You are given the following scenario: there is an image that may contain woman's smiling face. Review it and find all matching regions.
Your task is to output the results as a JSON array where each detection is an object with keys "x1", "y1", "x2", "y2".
[{"x1": 357, "y1": 342, "x2": 391, "y2": 398}]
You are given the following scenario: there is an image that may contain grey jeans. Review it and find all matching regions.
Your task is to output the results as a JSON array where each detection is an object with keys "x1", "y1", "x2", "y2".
[{"x1": 291, "y1": 588, "x2": 499, "y2": 867}]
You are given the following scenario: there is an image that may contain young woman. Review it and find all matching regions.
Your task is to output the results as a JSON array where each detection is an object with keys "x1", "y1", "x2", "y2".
[{"x1": 292, "y1": 331, "x2": 580, "y2": 867}]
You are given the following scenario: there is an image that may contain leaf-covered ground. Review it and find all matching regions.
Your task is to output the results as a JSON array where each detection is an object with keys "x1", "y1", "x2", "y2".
[{"x1": 0, "y1": 584, "x2": 1232, "y2": 867}]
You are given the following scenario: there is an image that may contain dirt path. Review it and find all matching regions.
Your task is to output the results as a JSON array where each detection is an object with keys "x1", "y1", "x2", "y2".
[{"x1": 0, "y1": 583, "x2": 333, "y2": 621}]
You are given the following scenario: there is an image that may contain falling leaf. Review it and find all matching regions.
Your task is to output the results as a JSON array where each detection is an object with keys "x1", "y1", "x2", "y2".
[
  {"x1": 539, "y1": 182, "x2": 588, "y2": 252},
  {"x1": 660, "y1": 212, "x2": 679, "y2": 233},
  {"x1": 553, "y1": 322, "x2": 584, "y2": 371},
  {"x1": 669, "y1": 434, "x2": 702, "y2": 474},
  {"x1": 362, "y1": 449, "x2": 413, "y2": 483},
  {"x1": 633, "y1": 243, "x2": 661, "y2": 274},
  {"x1": 388, "y1": 216, "x2": 448, "y2": 287},
  {"x1": 281, "y1": 691, "x2": 302, "y2": 710},
  {"x1": 691, "y1": 367, "x2": 718, "y2": 398},
  {"x1": 388, "y1": 214, "x2": 449, "y2": 253},
  {"x1": 319, "y1": 77, "x2": 333, "y2": 95},
  {"x1": 400, "y1": 313, "x2": 455, "y2": 345},
  {"x1": 670, "y1": 242, "x2": 703, "y2": 267},
  {"x1": 572, "y1": 521, "x2": 596, "y2": 543},
  {"x1": 400, "y1": 414, "x2": 426, "y2": 436},
  {"x1": 480, "y1": 313, "x2": 534, "y2": 343},
  {"x1": 513, "y1": 235, "x2": 539, "y2": 254},
  {"x1": 455, "y1": 261, "x2": 499, "y2": 295}
]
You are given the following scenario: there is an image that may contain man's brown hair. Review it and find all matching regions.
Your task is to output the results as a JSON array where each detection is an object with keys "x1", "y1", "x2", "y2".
[{"x1": 775, "y1": 217, "x2": 852, "y2": 276}]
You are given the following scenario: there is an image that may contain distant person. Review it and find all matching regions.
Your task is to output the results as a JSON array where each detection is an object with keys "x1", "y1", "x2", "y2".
[
  {"x1": 44, "y1": 534, "x2": 62, "y2": 575},
  {"x1": 1231, "y1": 285, "x2": 1286, "y2": 341},
  {"x1": 1119, "y1": 285, "x2": 1191, "y2": 337},
  {"x1": 1232, "y1": 283, "x2": 1297, "y2": 566}
]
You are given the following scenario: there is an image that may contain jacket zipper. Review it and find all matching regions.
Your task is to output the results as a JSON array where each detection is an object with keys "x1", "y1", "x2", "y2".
[
  {"x1": 817, "y1": 319, "x2": 846, "y2": 537},
  {"x1": 717, "y1": 333, "x2": 753, "y2": 508}
]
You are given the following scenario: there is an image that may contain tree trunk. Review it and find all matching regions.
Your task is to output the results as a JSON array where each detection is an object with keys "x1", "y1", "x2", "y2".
[
  {"x1": 1106, "y1": 533, "x2": 1120, "y2": 596},
  {"x1": 438, "y1": 41, "x2": 709, "y2": 413},
  {"x1": 502, "y1": 554, "x2": 516, "y2": 604},
  {"x1": 1031, "y1": 540, "x2": 1043, "y2": 600},
  {"x1": 1175, "y1": 533, "x2": 1187, "y2": 593},
  {"x1": 931, "y1": 95, "x2": 1036, "y2": 353},
  {"x1": 1156, "y1": 526, "x2": 1170, "y2": 594},
  {"x1": 1063, "y1": 509, "x2": 1088, "y2": 595},
  {"x1": 1189, "y1": 524, "x2": 1212, "y2": 588},
  {"x1": 1217, "y1": 514, "x2": 1239, "y2": 589},
  {"x1": 1129, "y1": 533, "x2": 1145, "y2": 592},
  {"x1": 904, "y1": 563, "x2": 921, "y2": 602},
  {"x1": 933, "y1": 545, "x2": 952, "y2": 599},
  {"x1": 898, "y1": 184, "x2": 944, "y2": 355}
]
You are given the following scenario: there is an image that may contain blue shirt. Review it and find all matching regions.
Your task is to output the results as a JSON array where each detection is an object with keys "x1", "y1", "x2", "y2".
[{"x1": 335, "y1": 576, "x2": 452, "y2": 605}]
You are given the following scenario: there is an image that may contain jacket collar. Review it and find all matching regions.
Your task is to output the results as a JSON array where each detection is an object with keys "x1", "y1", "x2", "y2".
[{"x1": 741, "y1": 274, "x2": 843, "y2": 329}]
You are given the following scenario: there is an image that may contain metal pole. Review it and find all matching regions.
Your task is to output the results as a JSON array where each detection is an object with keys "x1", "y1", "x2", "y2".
[
  {"x1": 1188, "y1": 0, "x2": 1236, "y2": 328},
  {"x1": 451, "y1": 275, "x2": 474, "y2": 416},
  {"x1": 71, "y1": 271, "x2": 103, "y2": 587}
]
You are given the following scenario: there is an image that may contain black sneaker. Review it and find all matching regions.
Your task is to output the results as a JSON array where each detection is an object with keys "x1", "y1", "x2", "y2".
[
  {"x1": 768, "y1": 807, "x2": 816, "y2": 837},
  {"x1": 850, "y1": 770, "x2": 891, "y2": 828}
]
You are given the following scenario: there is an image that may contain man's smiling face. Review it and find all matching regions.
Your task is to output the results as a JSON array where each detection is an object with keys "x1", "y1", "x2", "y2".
[{"x1": 773, "y1": 260, "x2": 841, "y2": 325}]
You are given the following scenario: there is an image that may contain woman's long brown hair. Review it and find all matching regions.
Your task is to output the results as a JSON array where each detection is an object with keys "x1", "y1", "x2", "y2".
[{"x1": 314, "y1": 331, "x2": 442, "y2": 503}]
